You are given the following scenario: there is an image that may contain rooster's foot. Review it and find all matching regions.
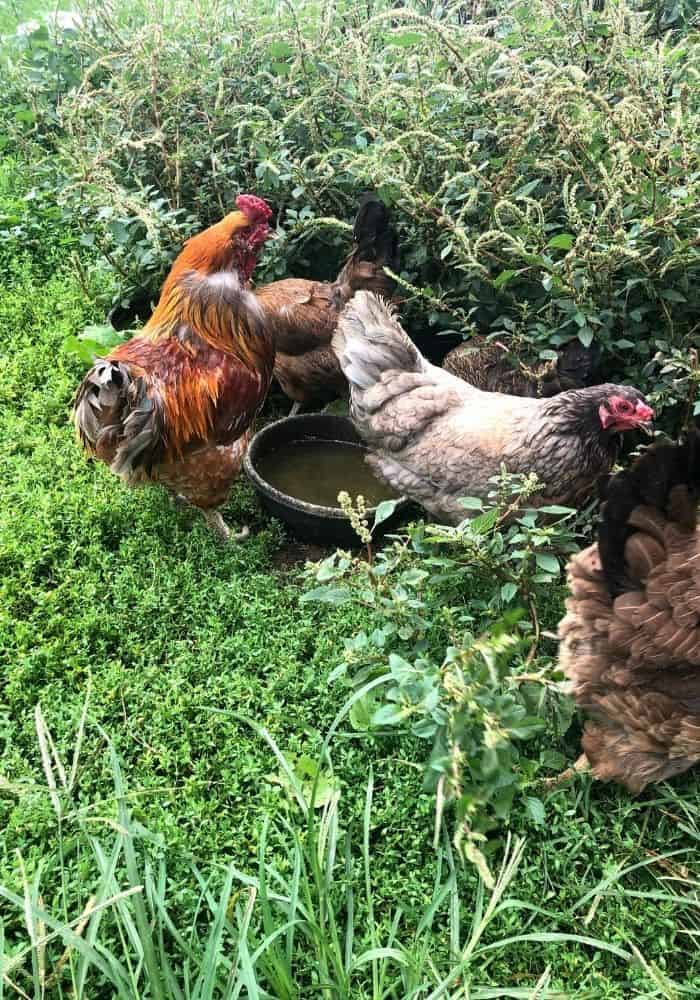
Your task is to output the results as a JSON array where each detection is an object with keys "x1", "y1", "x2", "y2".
[
  {"x1": 289, "y1": 401, "x2": 302, "y2": 418},
  {"x1": 203, "y1": 509, "x2": 250, "y2": 542}
]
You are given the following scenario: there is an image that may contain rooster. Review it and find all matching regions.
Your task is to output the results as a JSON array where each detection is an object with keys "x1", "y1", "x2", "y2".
[
  {"x1": 73, "y1": 195, "x2": 273, "y2": 540},
  {"x1": 443, "y1": 336, "x2": 601, "y2": 398},
  {"x1": 333, "y1": 292, "x2": 653, "y2": 523},
  {"x1": 558, "y1": 430, "x2": 700, "y2": 791},
  {"x1": 256, "y1": 193, "x2": 399, "y2": 415}
]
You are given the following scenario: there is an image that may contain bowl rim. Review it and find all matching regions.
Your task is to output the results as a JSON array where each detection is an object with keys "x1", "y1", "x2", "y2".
[{"x1": 244, "y1": 414, "x2": 407, "y2": 519}]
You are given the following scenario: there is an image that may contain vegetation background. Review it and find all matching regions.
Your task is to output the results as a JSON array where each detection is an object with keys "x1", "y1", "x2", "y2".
[{"x1": 1, "y1": 0, "x2": 699, "y2": 996}]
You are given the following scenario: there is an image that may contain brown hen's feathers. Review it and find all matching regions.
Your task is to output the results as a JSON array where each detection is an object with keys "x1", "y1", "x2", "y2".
[
  {"x1": 443, "y1": 337, "x2": 601, "y2": 397},
  {"x1": 263, "y1": 193, "x2": 400, "y2": 409},
  {"x1": 559, "y1": 429, "x2": 700, "y2": 791}
]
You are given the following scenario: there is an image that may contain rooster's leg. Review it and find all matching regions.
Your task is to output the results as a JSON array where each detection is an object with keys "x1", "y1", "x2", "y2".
[
  {"x1": 289, "y1": 401, "x2": 302, "y2": 418},
  {"x1": 202, "y1": 509, "x2": 251, "y2": 542}
]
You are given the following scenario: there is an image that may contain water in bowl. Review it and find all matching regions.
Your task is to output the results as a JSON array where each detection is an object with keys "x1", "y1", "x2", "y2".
[{"x1": 255, "y1": 439, "x2": 398, "y2": 508}]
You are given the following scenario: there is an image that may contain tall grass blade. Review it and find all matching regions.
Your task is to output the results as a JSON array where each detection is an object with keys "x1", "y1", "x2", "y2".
[{"x1": 108, "y1": 740, "x2": 167, "y2": 1000}]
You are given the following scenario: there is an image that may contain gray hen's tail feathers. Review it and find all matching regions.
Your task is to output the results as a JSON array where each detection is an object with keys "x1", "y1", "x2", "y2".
[{"x1": 333, "y1": 291, "x2": 424, "y2": 391}]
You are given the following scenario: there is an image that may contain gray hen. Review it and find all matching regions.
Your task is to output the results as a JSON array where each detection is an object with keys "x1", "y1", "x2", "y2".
[{"x1": 333, "y1": 292, "x2": 653, "y2": 523}]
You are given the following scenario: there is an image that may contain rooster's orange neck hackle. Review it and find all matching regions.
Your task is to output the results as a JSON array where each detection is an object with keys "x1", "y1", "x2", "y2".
[{"x1": 143, "y1": 197, "x2": 272, "y2": 361}]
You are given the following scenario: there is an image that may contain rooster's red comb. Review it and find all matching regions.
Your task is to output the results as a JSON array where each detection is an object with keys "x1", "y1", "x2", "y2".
[{"x1": 235, "y1": 194, "x2": 272, "y2": 222}]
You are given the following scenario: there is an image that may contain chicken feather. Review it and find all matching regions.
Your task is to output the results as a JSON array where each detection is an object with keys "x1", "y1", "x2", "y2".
[
  {"x1": 333, "y1": 292, "x2": 652, "y2": 522},
  {"x1": 559, "y1": 429, "x2": 700, "y2": 791},
  {"x1": 73, "y1": 197, "x2": 273, "y2": 537}
]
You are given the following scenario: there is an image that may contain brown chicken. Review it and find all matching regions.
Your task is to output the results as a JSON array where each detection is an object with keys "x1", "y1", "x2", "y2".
[
  {"x1": 443, "y1": 336, "x2": 601, "y2": 398},
  {"x1": 73, "y1": 195, "x2": 273, "y2": 540},
  {"x1": 558, "y1": 430, "x2": 700, "y2": 791},
  {"x1": 333, "y1": 292, "x2": 653, "y2": 522},
  {"x1": 256, "y1": 193, "x2": 399, "y2": 414}
]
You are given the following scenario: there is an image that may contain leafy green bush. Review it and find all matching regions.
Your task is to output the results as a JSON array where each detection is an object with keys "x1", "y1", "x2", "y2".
[
  {"x1": 302, "y1": 474, "x2": 581, "y2": 881},
  {"x1": 3, "y1": 0, "x2": 699, "y2": 423}
]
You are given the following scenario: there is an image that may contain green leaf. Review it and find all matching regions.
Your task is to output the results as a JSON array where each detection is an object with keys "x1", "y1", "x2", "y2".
[
  {"x1": 267, "y1": 41, "x2": 294, "y2": 59},
  {"x1": 535, "y1": 553, "x2": 559, "y2": 575},
  {"x1": 525, "y1": 796, "x2": 546, "y2": 826},
  {"x1": 577, "y1": 328, "x2": 594, "y2": 348},
  {"x1": 389, "y1": 31, "x2": 423, "y2": 47},
  {"x1": 493, "y1": 269, "x2": 516, "y2": 289},
  {"x1": 469, "y1": 508, "x2": 500, "y2": 534},
  {"x1": 63, "y1": 324, "x2": 127, "y2": 365},
  {"x1": 300, "y1": 586, "x2": 351, "y2": 606},
  {"x1": 371, "y1": 704, "x2": 408, "y2": 727},
  {"x1": 80, "y1": 324, "x2": 124, "y2": 347},
  {"x1": 540, "y1": 750, "x2": 567, "y2": 770},
  {"x1": 514, "y1": 178, "x2": 541, "y2": 198},
  {"x1": 271, "y1": 754, "x2": 339, "y2": 808},
  {"x1": 659, "y1": 288, "x2": 686, "y2": 302},
  {"x1": 458, "y1": 496, "x2": 484, "y2": 511},
  {"x1": 372, "y1": 498, "x2": 401, "y2": 530},
  {"x1": 349, "y1": 691, "x2": 378, "y2": 731},
  {"x1": 500, "y1": 582, "x2": 518, "y2": 603},
  {"x1": 389, "y1": 653, "x2": 414, "y2": 680},
  {"x1": 547, "y1": 233, "x2": 575, "y2": 250}
]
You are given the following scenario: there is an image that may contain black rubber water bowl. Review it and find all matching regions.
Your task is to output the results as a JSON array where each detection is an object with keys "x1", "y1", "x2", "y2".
[{"x1": 244, "y1": 414, "x2": 409, "y2": 547}]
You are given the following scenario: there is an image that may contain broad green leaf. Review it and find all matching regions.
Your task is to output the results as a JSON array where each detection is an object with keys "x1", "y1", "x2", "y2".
[
  {"x1": 469, "y1": 508, "x2": 500, "y2": 534},
  {"x1": 535, "y1": 553, "x2": 559, "y2": 575},
  {"x1": 300, "y1": 586, "x2": 351, "y2": 605},
  {"x1": 525, "y1": 796, "x2": 546, "y2": 826},
  {"x1": 458, "y1": 496, "x2": 484, "y2": 511},
  {"x1": 371, "y1": 703, "x2": 408, "y2": 727},
  {"x1": 80, "y1": 324, "x2": 124, "y2": 347},
  {"x1": 349, "y1": 691, "x2": 378, "y2": 731},
  {"x1": 373, "y1": 498, "x2": 401, "y2": 530},
  {"x1": 547, "y1": 233, "x2": 575, "y2": 250}
]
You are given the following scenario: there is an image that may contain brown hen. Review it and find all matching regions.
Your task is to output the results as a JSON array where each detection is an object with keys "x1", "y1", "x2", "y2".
[
  {"x1": 559, "y1": 430, "x2": 700, "y2": 791},
  {"x1": 443, "y1": 336, "x2": 601, "y2": 398},
  {"x1": 257, "y1": 193, "x2": 399, "y2": 414}
]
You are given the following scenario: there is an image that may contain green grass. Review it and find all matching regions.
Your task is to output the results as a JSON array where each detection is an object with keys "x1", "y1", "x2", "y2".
[
  {"x1": 0, "y1": 0, "x2": 47, "y2": 34},
  {"x1": 1, "y1": 158, "x2": 700, "y2": 995}
]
